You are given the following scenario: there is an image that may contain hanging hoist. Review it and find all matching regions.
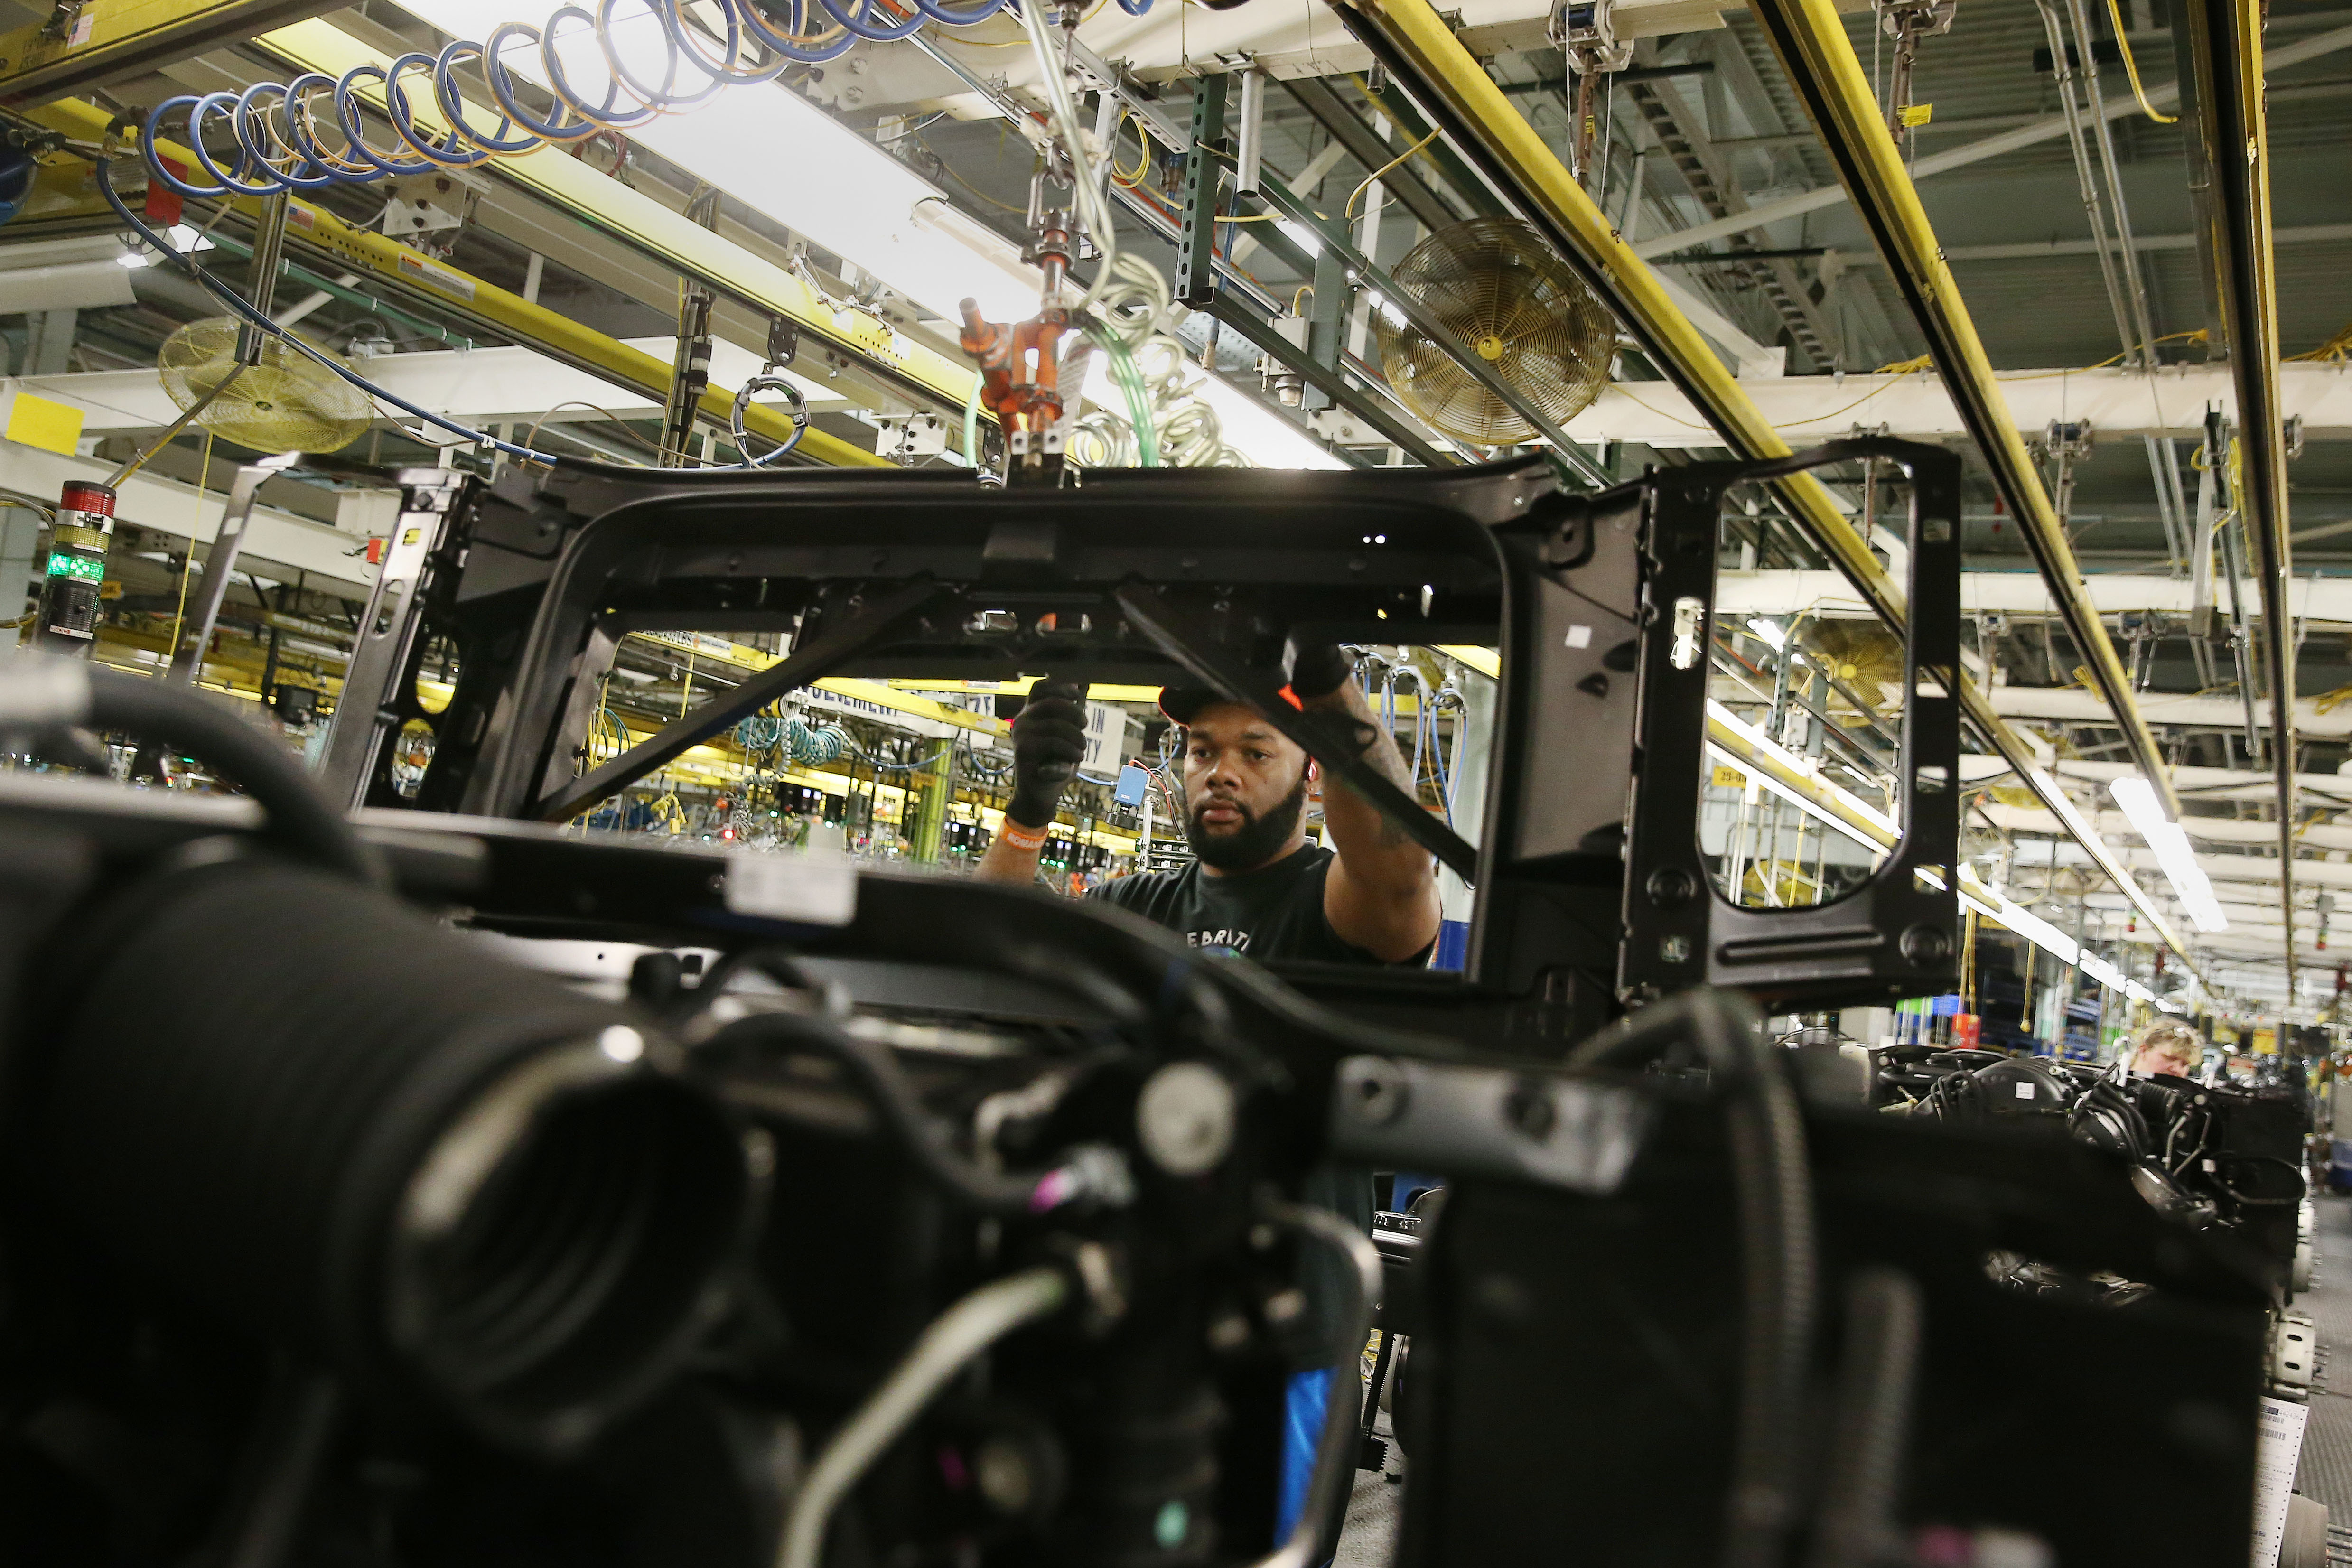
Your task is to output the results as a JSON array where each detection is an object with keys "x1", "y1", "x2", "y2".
[
  {"x1": 1874, "y1": 0, "x2": 1959, "y2": 139},
  {"x1": 1550, "y1": 0, "x2": 1632, "y2": 191}
]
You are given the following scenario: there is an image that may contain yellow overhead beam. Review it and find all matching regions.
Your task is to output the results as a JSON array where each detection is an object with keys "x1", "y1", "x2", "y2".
[
  {"x1": 0, "y1": 0, "x2": 321, "y2": 104},
  {"x1": 1337, "y1": 0, "x2": 2200, "y2": 973},
  {"x1": 250, "y1": 19, "x2": 983, "y2": 419},
  {"x1": 1741, "y1": 0, "x2": 2182, "y2": 825},
  {"x1": 26, "y1": 95, "x2": 886, "y2": 469}
]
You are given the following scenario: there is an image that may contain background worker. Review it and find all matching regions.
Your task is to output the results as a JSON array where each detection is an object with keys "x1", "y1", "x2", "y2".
[
  {"x1": 974, "y1": 643, "x2": 1442, "y2": 965},
  {"x1": 2128, "y1": 1018, "x2": 2205, "y2": 1079}
]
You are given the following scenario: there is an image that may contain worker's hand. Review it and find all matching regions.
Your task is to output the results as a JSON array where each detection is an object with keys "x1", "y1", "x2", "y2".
[
  {"x1": 1284, "y1": 637, "x2": 1356, "y2": 702},
  {"x1": 1006, "y1": 676, "x2": 1088, "y2": 828}
]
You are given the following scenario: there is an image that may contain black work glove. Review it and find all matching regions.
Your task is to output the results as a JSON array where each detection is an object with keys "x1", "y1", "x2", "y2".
[
  {"x1": 1006, "y1": 676, "x2": 1087, "y2": 828},
  {"x1": 1284, "y1": 637, "x2": 1355, "y2": 702}
]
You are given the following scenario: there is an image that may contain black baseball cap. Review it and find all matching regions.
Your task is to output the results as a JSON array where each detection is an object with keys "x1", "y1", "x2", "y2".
[{"x1": 1157, "y1": 684, "x2": 1303, "y2": 725}]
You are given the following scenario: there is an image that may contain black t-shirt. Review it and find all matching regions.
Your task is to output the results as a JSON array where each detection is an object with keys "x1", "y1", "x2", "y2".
[{"x1": 1088, "y1": 843, "x2": 1422, "y2": 967}]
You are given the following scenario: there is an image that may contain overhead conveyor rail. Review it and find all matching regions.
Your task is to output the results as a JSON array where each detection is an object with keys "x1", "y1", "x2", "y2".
[
  {"x1": 2182, "y1": 0, "x2": 2303, "y2": 984},
  {"x1": 1738, "y1": 0, "x2": 2185, "y2": 831},
  {"x1": 1331, "y1": 0, "x2": 2203, "y2": 981}
]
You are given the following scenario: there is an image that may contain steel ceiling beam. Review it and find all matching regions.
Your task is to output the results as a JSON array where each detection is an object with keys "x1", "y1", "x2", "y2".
[
  {"x1": 0, "y1": 0, "x2": 325, "y2": 104},
  {"x1": 1282, "y1": 76, "x2": 1463, "y2": 236},
  {"x1": 1740, "y1": 0, "x2": 2184, "y2": 831},
  {"x1": 1628, "y1": 20, "x2": 2352, "y2": 259},
  {"x1": 2182, "y1": 0, "x2": 2302, "y2": 986},
  {"x1": 1331, "y1": 0, "x2": 2203, "y2": 977}
]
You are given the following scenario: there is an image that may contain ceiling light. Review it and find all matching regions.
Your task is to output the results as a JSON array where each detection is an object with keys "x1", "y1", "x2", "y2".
[
  {"x1": 1745, "y1": 616, "x2": 1787, "y2": 651},
  {"x1": 1275, "y1": 219, "x2": 1322, "y2": 256},
  {"x1": 2109, "y1": 775, "x2": 2229, "y2": 933},
  {"x1": 1078, "y1": 352, "x2": 1347, "y2": 471}
]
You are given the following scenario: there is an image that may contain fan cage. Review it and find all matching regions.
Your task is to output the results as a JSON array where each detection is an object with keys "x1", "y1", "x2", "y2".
[
  {"x1": 1375, "y1": 217, "x2": 1618, "y2": 448},
  {"x1": 158, "y1": 318, "x2": 375, "y2": 454}
]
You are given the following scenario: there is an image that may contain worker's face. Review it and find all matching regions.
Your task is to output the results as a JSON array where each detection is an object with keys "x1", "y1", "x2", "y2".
[
  {"x1": 2135, "y1": 1043, "x2": 2197, "y2": 1078},
  {"x1": 1181, "y1": 703, "x2": 1313, "y2": 872}
]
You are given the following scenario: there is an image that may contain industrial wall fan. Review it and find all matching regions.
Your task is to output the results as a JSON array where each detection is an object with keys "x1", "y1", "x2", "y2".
[
  {"x1": 1800, "y1": 618, "x2": 1906, "y2": 715},
  {"x1": 1375, "y1": 216, "x2": 1617, "y2": 447},
  {"x1": 157, "y1": 317, "x2": 373, "y2": 453}
]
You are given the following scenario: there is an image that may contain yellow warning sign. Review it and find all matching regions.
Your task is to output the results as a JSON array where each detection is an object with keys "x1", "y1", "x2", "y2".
[{"x1": 4, "y1": 391, "x2": 84, "y2": 456}]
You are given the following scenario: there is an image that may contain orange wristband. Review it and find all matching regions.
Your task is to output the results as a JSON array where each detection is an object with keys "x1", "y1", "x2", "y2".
[{"x1": 998, "y1": 819, "x2": 1049, "y2": 851}]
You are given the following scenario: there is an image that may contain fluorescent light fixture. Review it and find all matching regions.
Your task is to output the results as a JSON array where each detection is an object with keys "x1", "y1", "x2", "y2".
[
  {"x1": 1707, "y1": 701, "x2": 1898, "y2": 842},
  {"x1": 1995, "y1": 898, "x2": 2080, "y2": 968},
  {"x1": 2108, "y1": 775, "x2": 2229, "y2": 932},
  {"x1": 1745, "y1": 616, "x2": 1787, "y2": 652},
  {"x1": 1079, "y1": 352, "x2": 1347, "y2": 471},
  {"x1": 392, "y1": 0, "x2": 1040, "y2": 324}
]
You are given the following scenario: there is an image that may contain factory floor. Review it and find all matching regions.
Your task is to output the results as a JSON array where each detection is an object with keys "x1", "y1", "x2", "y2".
[
  {"x1": 2300, "y1": 1195, "x2": 2352, "y2": 1564},
  {"x1": 1333, "y1": 1391, "x2": 1404, "y2": 1568}
]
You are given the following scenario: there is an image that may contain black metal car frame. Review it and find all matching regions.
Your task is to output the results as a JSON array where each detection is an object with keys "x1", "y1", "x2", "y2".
[{"x1": 331, "y1": 441, "x2": 1960, "y2": 1040}]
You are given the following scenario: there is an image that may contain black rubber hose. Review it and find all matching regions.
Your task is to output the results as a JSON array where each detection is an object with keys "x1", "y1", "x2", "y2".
[
  {"x1": 1804, "y1": 1268, "x2": 1923, "y2": 1568},
  {"x1": 700, "y1": 1006, "x2": 1055, "y2": 1215},
  {"x1": 34, "y1": 857, "x2": 752, "y2": 1455},
  {"x1": 1, "y1": 658, "x2": 381, "y2": 885},
  {"x1": 1566, "y1": 989, "x2": 1817, "y2": 1568}
]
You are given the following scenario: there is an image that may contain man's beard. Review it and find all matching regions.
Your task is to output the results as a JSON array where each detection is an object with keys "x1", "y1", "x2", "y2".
[{"x1": 1185, "y1": 777, "x2": 1309, "y2": 872}]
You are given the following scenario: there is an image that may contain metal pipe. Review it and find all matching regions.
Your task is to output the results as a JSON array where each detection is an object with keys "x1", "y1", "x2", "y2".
[
  {"x1": 234, "y1": 194, "x2": 291, "y2": 367},
  {"x1": 2219, "y1": 511, "x2": 2261, "y2": 755},
  {"x1": 1235, "y1": 69, "x2": 1268, "y2": 198},
  {"x1": 2183, "y1": 0, "x2": 2301, "y2": 984},
  {"x1": 2144, "y1": 435, "x2": 2186, "y2": 574},
  {"x1": 2061, "y1": 0, "x2": 2162, "y2": 364},
  {"x1": 1331, "y1": 0, "x2": 2204, "y2": 980},
  {"x1": 2031, "y1": 0, "x2": 2139, "y2": 368}
]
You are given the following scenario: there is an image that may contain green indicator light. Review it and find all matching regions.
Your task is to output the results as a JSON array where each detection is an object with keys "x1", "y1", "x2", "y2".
[
  {"x1": 1153, "y1": 1502, "x2": 1188, "y2": 1549},
  {"x1": 45, "y1": 554, "x2": 104, "y2": 583}
]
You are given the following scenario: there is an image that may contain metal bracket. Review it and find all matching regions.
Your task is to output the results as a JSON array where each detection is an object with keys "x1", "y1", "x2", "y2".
[
  {"x1": 765, "y1": 317, "x2": 801, "y2": 372},
  {"x1": 1174, "y1": 74, "x2": 1228, "y2": 308},
  {"x1": 1328, "y1": 1055, "x2": 1652, "y2": 1193},
  {"x1": 1618, "y1": 438, "x2": 1964, "y2": 1008},
  {"x1": 315, "y1": 471, "x2": 469, "y2": 808}
]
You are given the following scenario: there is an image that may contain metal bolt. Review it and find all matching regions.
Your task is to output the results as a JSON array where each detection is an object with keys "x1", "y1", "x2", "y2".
[
  {"x1": 1503, "y1": 1078, "x2": 1556, "y2": 1140},
  {"x1": 1341, "y1": 1058, "x2": 1409, "y2": 1125},
  {"x1": 1646, "y1": 867, "x2": 1698, "y2": 908}
]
